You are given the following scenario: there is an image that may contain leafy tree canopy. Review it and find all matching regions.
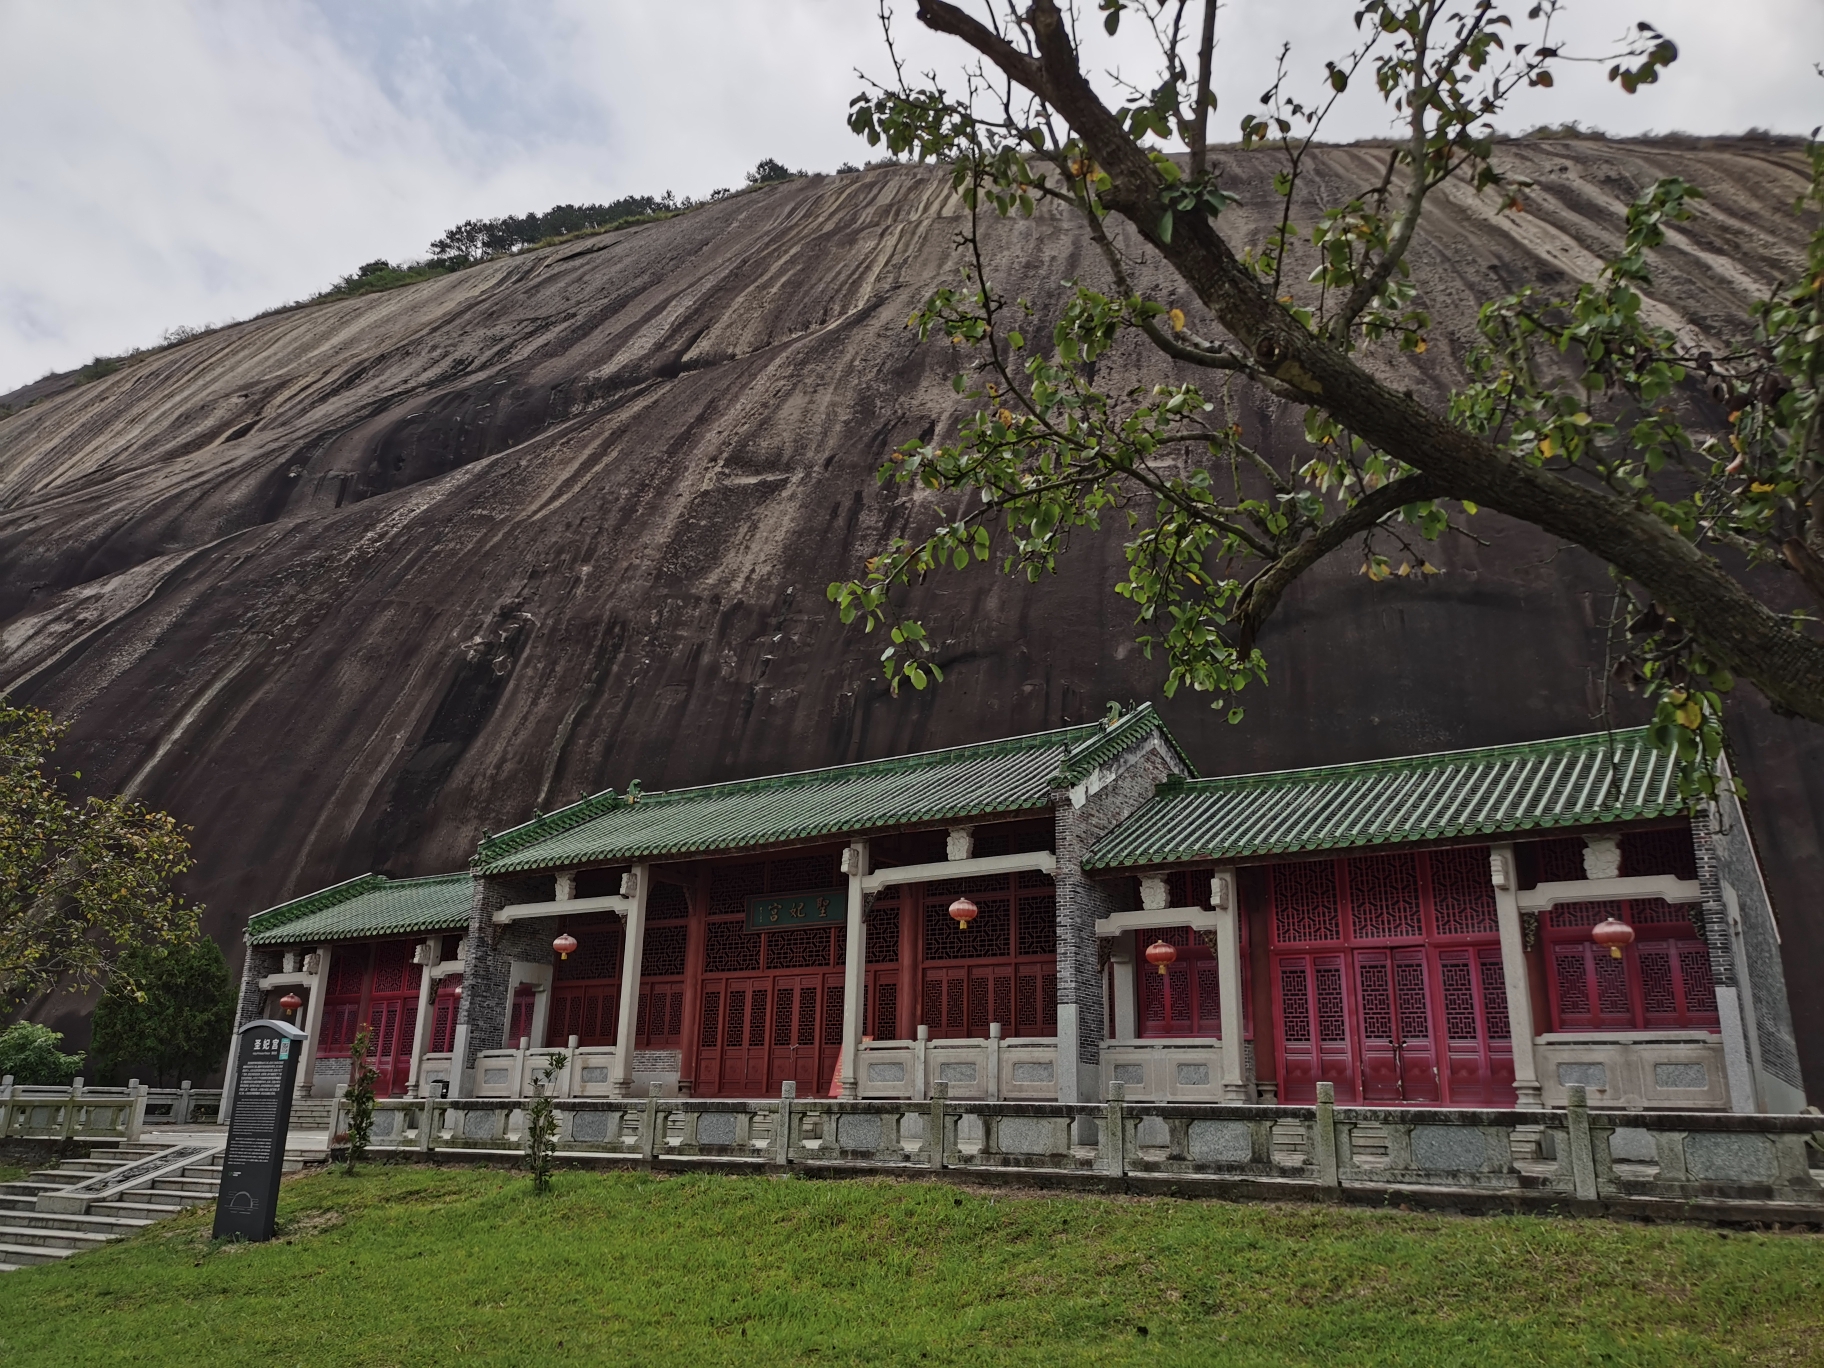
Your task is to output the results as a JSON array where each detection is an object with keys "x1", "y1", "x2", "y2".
[
  {"x1": 0, "y1": 1020, "x2": 83, "y2": 1086},
  {"x1": 831, "y1": 0, "x2": 1824, "y2": 797},
  {"x1": 90, "y1": 939, "x2": 234, "y2": 1087},
  {"x1": 0, "y1": 699, "x2": 201, "y2": 1016}
]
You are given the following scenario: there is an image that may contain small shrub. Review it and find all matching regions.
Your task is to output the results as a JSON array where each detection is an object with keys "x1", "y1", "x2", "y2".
[
  {"x1": 524, "y1": 1053, "x2": 568, "y2": 1195},
  {"x1": 746, "y1": 157, "x2": 800, "y2": 186},
  {"x1": 0, "y1": 1022, "x2": 84, "y2": 1085},
  {"x1": 342, "y1": 1025, "x2": 379, "y2": 1174}
]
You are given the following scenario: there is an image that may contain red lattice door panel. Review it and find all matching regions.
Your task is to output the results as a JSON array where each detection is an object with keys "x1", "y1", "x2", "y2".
[
  {"x1": 635, "y1": 980, "x2": 686, "y2": 1049},
  {"x1": 364, "y1": 941, "x2": 423, "y2": 1096},
  {"x1": 1544, "y1": 898, "x2": 1717, "y2": 1032},
  {"x1": 1437, "y1": 948, "x2": 1515, "y2": 1105},
  {"x1": 1275, "y1": 954, "x2": 1353, "y2": 1103},
  {"x1": 1352, "y1": 950, "x2": 1439, "y2": 1104},
  {"x1": 546, "y1": 983, "x2": 619, "y2": 1048},
  {"x1": 765, "y1": 973, "x2": 843, "y2": 1097},
  {"x1": 1136, "y1": 926, "x2": 1221, "y2": 1039},
  {"x1": 428, "y1": 976, "x2": 463, "y2": 1056}
]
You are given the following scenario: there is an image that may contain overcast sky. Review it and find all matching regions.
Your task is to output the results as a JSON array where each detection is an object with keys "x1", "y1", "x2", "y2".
[{"x1": 2, "y1": 0, "x2": 1820, "y2": 393}]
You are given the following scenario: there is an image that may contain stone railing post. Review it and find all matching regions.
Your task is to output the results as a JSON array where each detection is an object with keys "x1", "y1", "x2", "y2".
[
  {"x1": 177, "y1": 1080, "x2": 193, "y2": 1125},
  {"x1": 1102, "y1": 1080, "x2": 1126, "y2": 1178},
  {"x1": 328, "y1": 1083, "x2": 348, "y2": 1143},
  {"x1": 1564, "y1": 1084, "x2": 1598, "y2": 1201},
  {"x1": 1313, "y1": 1082, "x2": 1340, "y2": 1197},
  {"x1": 987, "y1": 1023, "x2": 1002, "y2": 1103},
  {"x1": 63, "y1": 1077, "x2": 84, "y2": 1142},
  {"x1": 913, "y1": 1025, "x2": 929, "y2": 1101},
  {"x1": 127, "y1": 1082, "x2": 147, "y2": 1141},
  {"x1": 0, "y1": 1074, "x2": 11, "y2": 1137},
  {"x1": 928, "y1": 1081, "x2": 947, "y2": 1170},
  {"x1": 418, "y1": 1096, "x2": 438, "y2": 1155},
  {"x1": 776, "y1": 1080, "x2": 796, "y2": 1168},
  {"x1": 640, "y1": 1082, "x2": 663, "y2": 1164}
]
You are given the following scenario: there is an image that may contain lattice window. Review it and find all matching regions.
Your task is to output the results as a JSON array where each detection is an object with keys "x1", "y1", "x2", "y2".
[
  {"x1": 372, "y1": 941, "x2": 414, "y2": 994},
  {"x1": 1478, "y1": 953, "x2": 1510, "y2": 1040},
  {"x1": 1680, "y1": 944, "x2": 1718, "y2": 1016},
  {"x1": 773, "y1": 988, "x2": 795, "y2": 1046},
  {"x1": 700, "y1": 992, "x2": 721, "y2": 1048},
  {"x1": 1638, "y1": 944, "x2": 1677, "y2": 1017},
  {"x1": 582, "y1": 995, "x2": 600, "y2": 1040},
  {"x1": 1166, "y1": 869, "x2": 1211, "y2": 911},
  {"x1": 1531, "y1": 837, "x2": 1587, "y2": 885},
  {"x1": 1016, "y1": 973, "x2": 1040, "y2": 1035},
  {"x1": 1347, "y1": 855, "x2": 1423, "y2": 940},
  {"x1": 1041, "y1": 973, "x2": 1057, "y2": 1030},
  {"x1": 1357, "y1": 961, "x2": 1393, "y2": 1040},
  {"x1": 1273, "y1": 861, "x2": 1341, "y2": 944},
  {"x1": 1315, "y1": 963, "x2": 1347, "y2": 1042},
  {"x1": 967, "y1": 976, "x2": 991, "y2": 1036},
  {"x1": 748, "y1": 990, "x2": 768, "y2": 1047},
  {"x1": 648, "y1": 881, "x2": 691, "y2": 921},
  {"x1": 431, "y1": 999, "x2": 455, "y2": 1055},
  {"x1": 768, "y1": 853, "x2": 835, "y2": 893},
  {"x1": 668, "y1": 989, "x2": 684, "y2": 1038},
  {"x1": 1549, "y1": 900, "x2": 1615, "y2": 930},
  {"x1": 330, "y1": 947, "x2": 368, "y2": 996},
  {"x1": 724, "y1": 990, "x2": 747, "y2": 1048},
  {"x1": 704, "y1": 919, "x2": 762, "y2": 973},
  {"x1": 823, "y1": 985, "x2": 844, "y2": 1046},
  {"x1": 641, "y1": 924, "x2": 689, "y2": 977},
  {"x1": 1395, "y1": 960, "x2": 1429, "y2": 1042},
  {"x1": 765, "y1": 926, "x2": 834, "y2": 970},
  {"x1": 709, "y1": 862, "x2": 766, "y2": 917},
  {"x1": 555, "y1": 918, "x2": 622, "y2": 981},
  {"x1": 1429, "y1": 846, "x2": 1499, "y2": 936},
  {"x1": 797, "y1": 987, "x2": 819, "y2": 1046},
  {"x1": 991, "y1": 973, "x2": 1013, "y2": 1031},
  {"x1": 875, "y1": 981, "x2": 898, "y2": 1039},
  {"x1": 1628, "y1": 897, "x2": 1689, "y2": 925},
  {"x1": 1280, "y1": 965, "x2": 1312, "y2": 1042},
  {"x1": 1439, "y1": 958, "x2": 1478, "y2": 1040},
  {"x1": 1197, "y1": 963, "x2": 1220, "y2": 1028},
  {"x1": 1553, "y1": 949, "x2": 1591, "y2": 1017},
  {"x1": 1018, "y1": 868, "x2": 1055, "y2": 889},
  {"x1": 1621, "y1": 828, "x2": 1697, "y2": 881},
  {"x1": 866, "y1": 903, "x2": 900, "y2": 964},
  {"x1": 924, "y1": 894, "x2": 1012, "y2": 960},
  {"x1": 923, "y1": 978, "x2": 943, "y2": 1033},
  {"x1": 1016, "y1": 895, "x2": 1057, "y2": 956},
  {"x1": 1593, "y1": 952, "x2": 1631, "y2": 1017},
  {"x1": 946, "y1": 978, "x2": 966, "y2": 1032}
]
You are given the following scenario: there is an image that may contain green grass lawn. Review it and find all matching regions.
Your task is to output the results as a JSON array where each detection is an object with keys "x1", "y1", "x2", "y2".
[{"x1": 0, "y1": 1164, "x2": 1819, "y2": 1366}]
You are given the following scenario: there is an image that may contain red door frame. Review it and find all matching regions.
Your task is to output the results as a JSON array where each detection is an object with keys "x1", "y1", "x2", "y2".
[{"x1": 1268, "y1": 848, "x2": 1514, "y2": 1107}]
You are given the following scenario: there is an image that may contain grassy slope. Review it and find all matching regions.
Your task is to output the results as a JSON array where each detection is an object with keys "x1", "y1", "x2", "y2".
[{"x1": 0, "y1": 1166, "x2": 1817, "y2": 1366}]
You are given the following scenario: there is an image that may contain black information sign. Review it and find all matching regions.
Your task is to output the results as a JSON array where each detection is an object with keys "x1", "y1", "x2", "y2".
[
  {"x1": 745, "y1": 886, "x2": 847, "y2": 932},
  {"x1": 213, "y1": 1018, "x2": 307, "y2": 1242}
]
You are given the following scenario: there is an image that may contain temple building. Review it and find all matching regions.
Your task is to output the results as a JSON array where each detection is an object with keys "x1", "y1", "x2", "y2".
[{"x1": 233, "y1": 708, "x2": 1805, "y2": 1116}]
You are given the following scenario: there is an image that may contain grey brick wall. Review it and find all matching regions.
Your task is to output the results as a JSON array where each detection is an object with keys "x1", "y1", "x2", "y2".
[
  {"x1": 1705, "y1": 794, "x2": 1805, "y2": 1091},
  {"x1": 457, "y1": 873, "x2": 551, "y2": 1067},
  {"x1": 1051, "y1": 733, "x2": 1184, "y2": 1070},
  {"x1": 233, "y1": 944, "x2": 282, "y2": 1030}
]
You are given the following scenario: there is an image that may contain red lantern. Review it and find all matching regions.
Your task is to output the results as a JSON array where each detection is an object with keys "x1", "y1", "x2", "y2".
[
  {"x1": 949, "y1": 896, "x2": 978, "y2": 931},
  {"x1": 1592, "y1": 916, "x2": 1635, "y2": 960},
  {"x1": 1145, "y1": 939, "x2": 1178, "y2": 976},
  {"x1": 553, "y1": 932, "x2": 578, "y2": 961},
  {"x1": 278, "y1": 992, "x2": 303, "y2": 1016}
]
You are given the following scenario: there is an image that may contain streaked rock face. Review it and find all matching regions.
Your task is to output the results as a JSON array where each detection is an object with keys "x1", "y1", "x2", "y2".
[{"x1": 3, "y1": 141, "x2": 1820, "y2": 1086}]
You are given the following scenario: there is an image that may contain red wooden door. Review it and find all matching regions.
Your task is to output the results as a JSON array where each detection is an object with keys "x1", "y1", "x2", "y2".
[
  {"x1": 1275, "y1": 953, "x2": 1354, "y2": 1103},
  {"x1": 1437, "y1": 948, "x2": 1515, "y2": 1104},
  {"x1": 429, "y1": 976, "x2": 463, "y2": 1055}
]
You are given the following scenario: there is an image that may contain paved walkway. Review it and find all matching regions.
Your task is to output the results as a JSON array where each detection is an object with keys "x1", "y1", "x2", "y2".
[{"x1": 147, "y1": 1124, "x2": 331, "y2": 1162}]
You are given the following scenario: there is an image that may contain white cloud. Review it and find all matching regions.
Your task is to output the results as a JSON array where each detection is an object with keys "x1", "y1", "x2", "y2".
[{"x1": 1, "y1": 0, "x2": 1818, "y2": 392}]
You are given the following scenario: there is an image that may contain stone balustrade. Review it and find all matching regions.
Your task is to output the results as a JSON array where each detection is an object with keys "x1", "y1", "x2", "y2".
[
  {"x1": 0, "y1": 1076, "x2": 147, "y2": 1142},
  {"x1": 344, "y1": 1081, "x2": 1824, "y2": 1222},
  {"x1": 141, "y1": 1084, "x2": 222, "y2": 1125}
]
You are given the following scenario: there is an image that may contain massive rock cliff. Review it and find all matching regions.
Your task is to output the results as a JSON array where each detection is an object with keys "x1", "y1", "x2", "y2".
[{"x1": 3, "y1": 139, "x2": 1820, "y2": 1086}]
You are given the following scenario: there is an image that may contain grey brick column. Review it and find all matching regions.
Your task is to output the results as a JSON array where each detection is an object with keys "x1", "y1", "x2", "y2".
[
  {"x1": 455, "y1": 873, "x2": 550, "y2": 1092},
  {"x1": 1050, "y1": 732, "x2": 1183, "y2": 1105},
  {"x1": 220, "y1": 942, "x2": 281, "y2": 1125}
]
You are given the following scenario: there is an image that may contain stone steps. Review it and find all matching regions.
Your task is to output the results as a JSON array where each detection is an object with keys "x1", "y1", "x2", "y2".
[{"x1": 0, "y1": 1140, "x2": 222, "y2": 1272}]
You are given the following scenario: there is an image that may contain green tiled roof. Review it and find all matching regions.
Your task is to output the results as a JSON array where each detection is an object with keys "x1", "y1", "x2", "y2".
[
  {"x1": 246, "y1": 872, "x2": 473, "y2": 946},
  {"x1": 1085, "y1": 727, "x2": 1683, "y2": 870},
  {"x1": 476, "y1": 705, "x2": 1195, "y2": 874}
]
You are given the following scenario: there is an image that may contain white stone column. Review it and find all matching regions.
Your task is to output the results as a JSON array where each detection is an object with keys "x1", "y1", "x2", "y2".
[
  {"x1": 1489, "y1": 845, "x2": 1542, "y2": 1107},
  {"x1": 839, "y1": 840, "x2": 868, "y2": 1099},
  {"x1": 405, "y1": 939, "x2": 438, "y2": 1093},
  {"x1": 1109, "y1": 935, "x2": 1137, "y2": 1039},
  {"x1": 610, "y1": 863, "x2": 650, "y2": 1098},
  {"x1": 295, "y1": 945, "x2": 331, "y2": 1098},
  {"x1": 1212, "y1": 869, "x2": 1248, "y2": 1102}
]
